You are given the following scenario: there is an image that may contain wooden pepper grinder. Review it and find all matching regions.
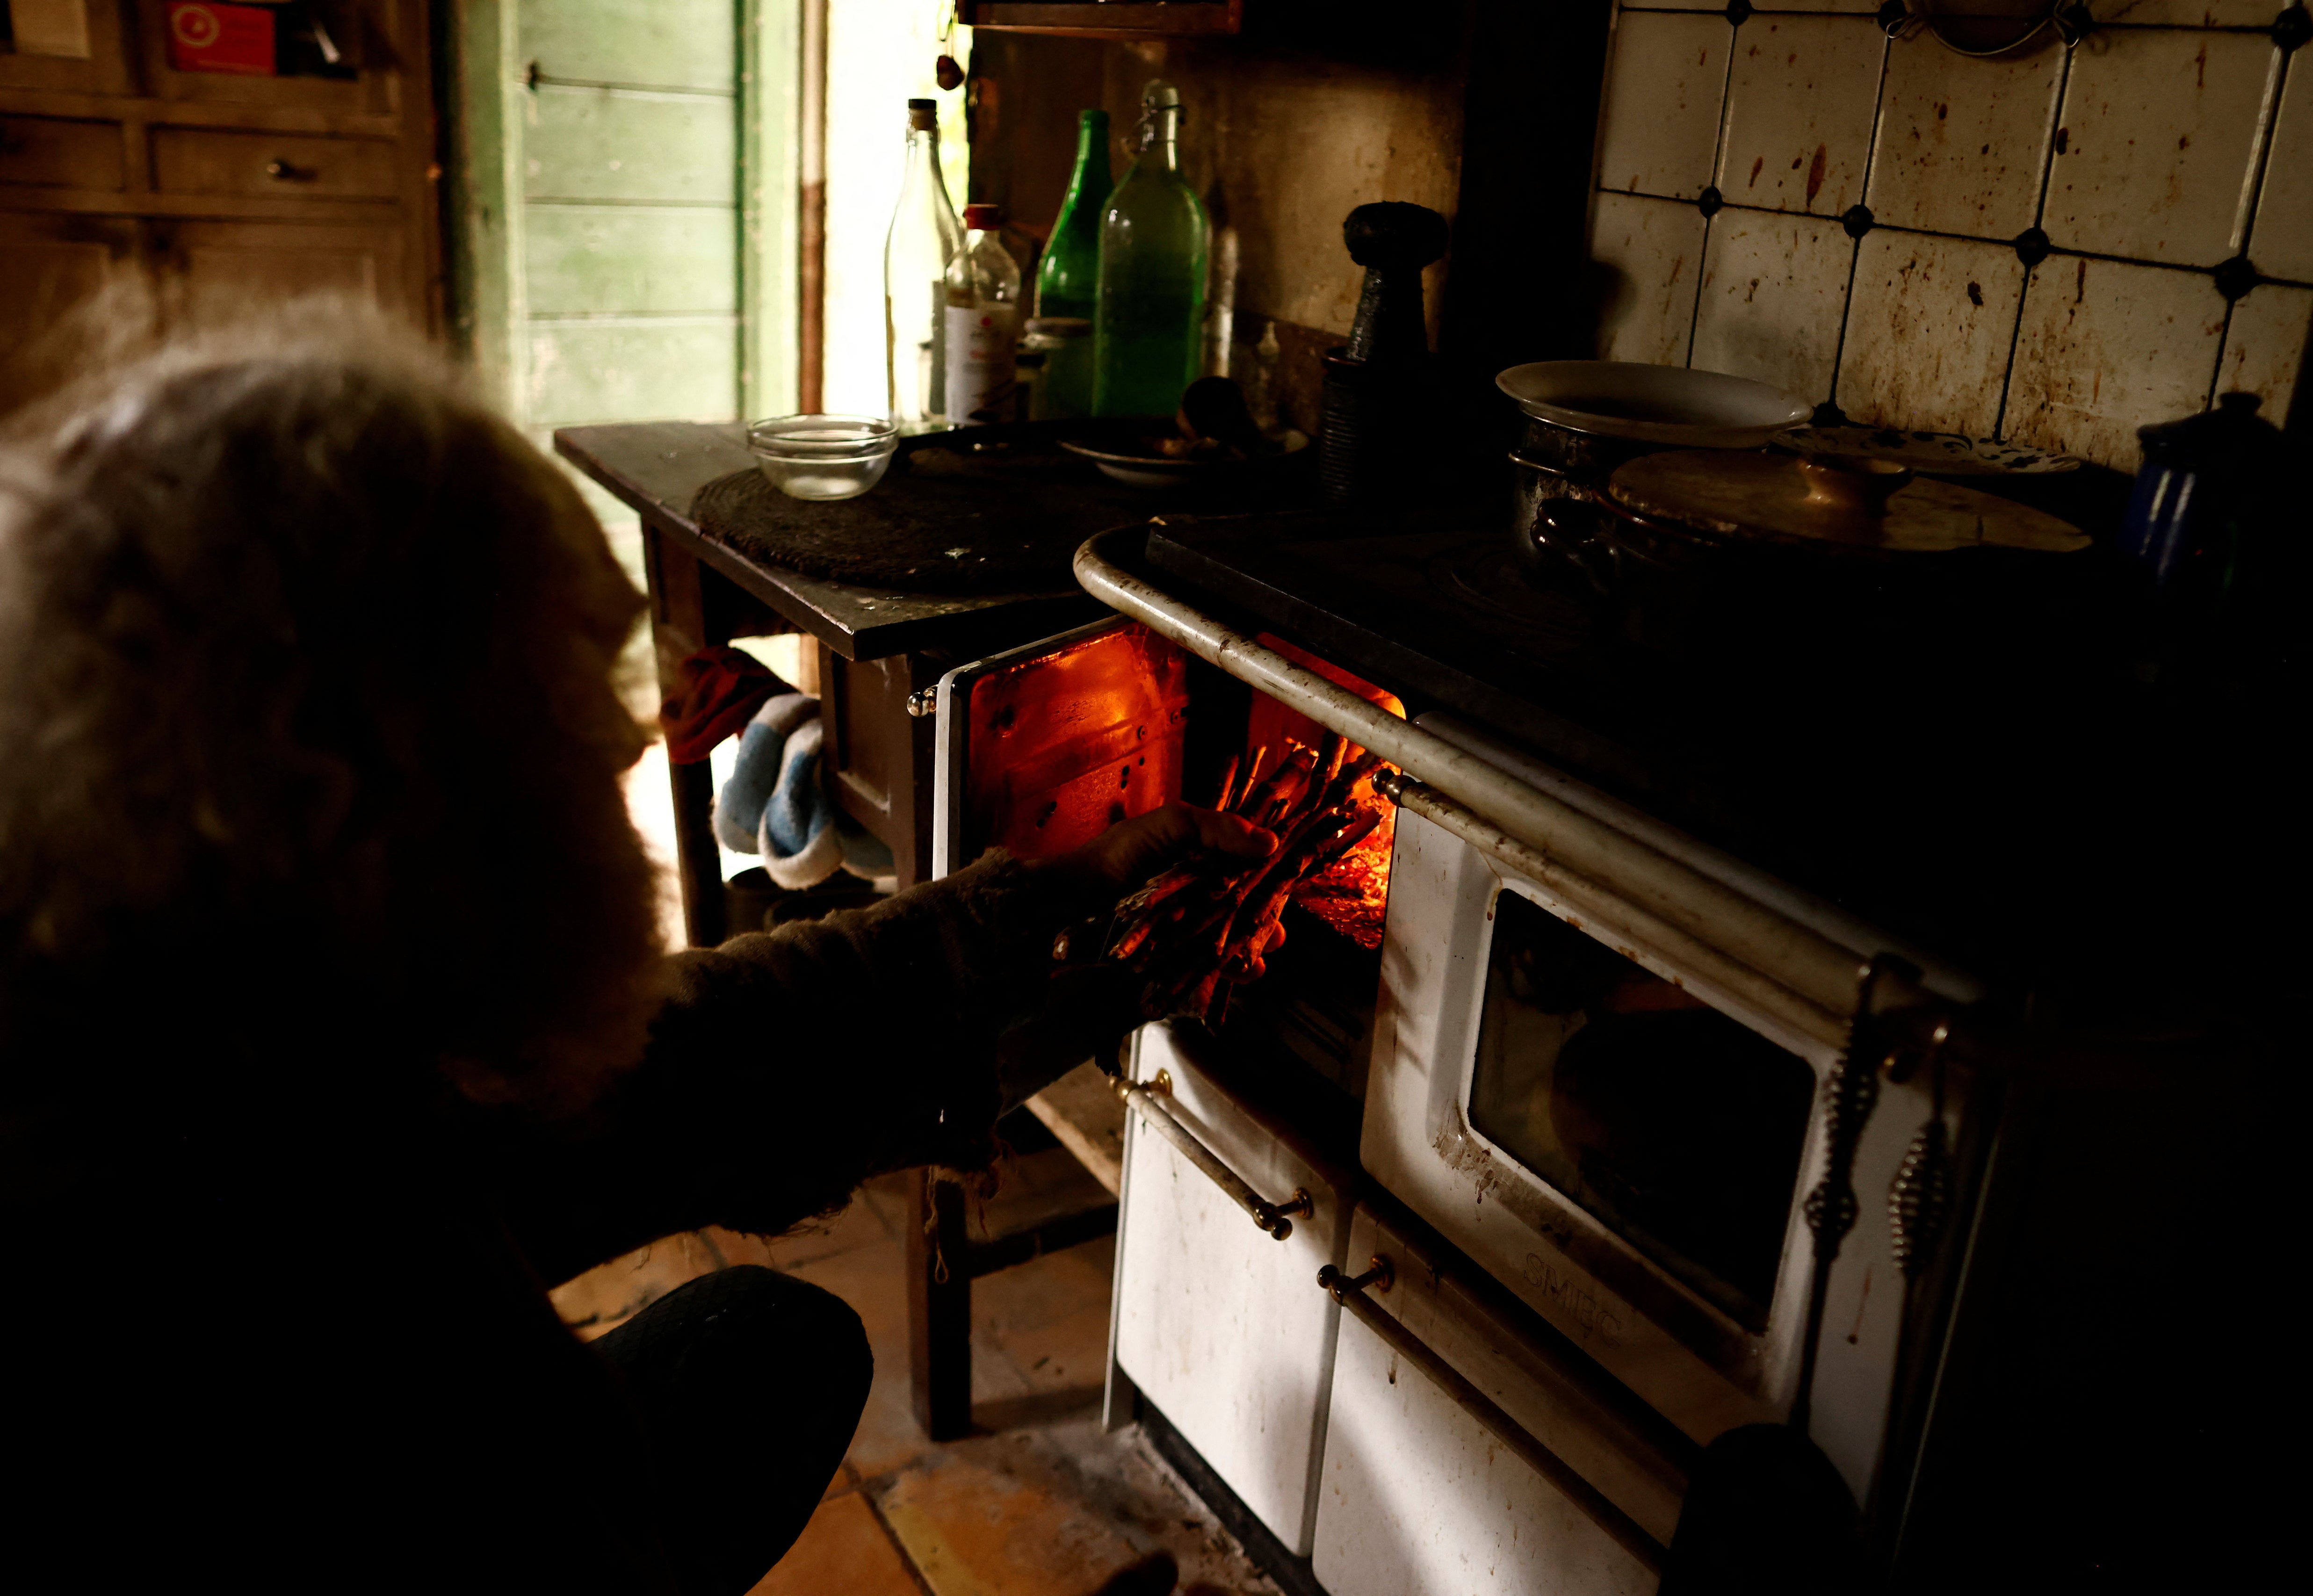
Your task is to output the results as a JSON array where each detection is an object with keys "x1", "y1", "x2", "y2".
[{"x1": 1321, "y1": 201, "x2": 1450, "y2": 505}]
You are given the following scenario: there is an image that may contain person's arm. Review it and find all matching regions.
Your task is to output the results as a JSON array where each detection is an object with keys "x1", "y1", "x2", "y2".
[{"x1": 490, "y1": 806, "x2": 1272, "y2": 1286}]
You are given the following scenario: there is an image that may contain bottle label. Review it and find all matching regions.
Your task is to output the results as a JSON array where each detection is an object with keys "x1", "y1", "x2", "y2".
[{"x1": 943, "y1": 303, "x2": 1019, "y2": 426}]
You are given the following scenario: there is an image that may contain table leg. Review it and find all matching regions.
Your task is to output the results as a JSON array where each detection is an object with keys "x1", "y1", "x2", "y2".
[
  {"x1": 907, "y1": 1169, "x2": 974, "y2": 1440},
  {"x1": 643, "y1": 520, "x2": 727, "y2": 948}
]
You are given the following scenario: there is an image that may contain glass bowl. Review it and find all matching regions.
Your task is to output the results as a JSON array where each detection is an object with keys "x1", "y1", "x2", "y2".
[{"x1": 747, "y1": 414, "x2": 899, "y2": 501}]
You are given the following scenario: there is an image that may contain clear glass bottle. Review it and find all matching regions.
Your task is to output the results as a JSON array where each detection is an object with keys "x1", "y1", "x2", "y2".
[
  {"x1": 943, "y1": 203, "x2": 1022, "y2": 426},
  {"x1": 1093, "y1": 81, "x2": 1210, "y2": 418},
  {"x1": 1035, "y1": 109, "x2": 1112, "y2": 324},
  {"x1": 884, "y1": 98, "x2": 964, "y2": 428}
]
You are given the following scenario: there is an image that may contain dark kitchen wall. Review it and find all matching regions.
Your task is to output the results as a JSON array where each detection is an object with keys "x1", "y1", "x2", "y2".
[{"x1": 965, "y1": 10, "x2": 1491, "y2": 433}]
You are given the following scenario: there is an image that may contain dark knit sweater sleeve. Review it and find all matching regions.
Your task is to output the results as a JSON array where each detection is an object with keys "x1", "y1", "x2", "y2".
[{"x1": 488, "y1": 850, "x2": 1107, "y2": 1287}]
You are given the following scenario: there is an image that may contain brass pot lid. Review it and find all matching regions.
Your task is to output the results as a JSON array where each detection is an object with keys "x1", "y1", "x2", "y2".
[{"x1": 1606, "y1": 449, "x2": 2090, "y2": 555}]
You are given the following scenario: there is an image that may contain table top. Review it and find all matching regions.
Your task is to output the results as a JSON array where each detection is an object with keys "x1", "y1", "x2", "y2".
[{"x1": 554, "y1": 422, "x2": 1099, "y2": 661}]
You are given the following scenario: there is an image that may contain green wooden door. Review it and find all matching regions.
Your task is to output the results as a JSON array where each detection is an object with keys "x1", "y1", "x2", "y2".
[{"x1": 449, "y1": 0, "x2": 795, "y2": 568}]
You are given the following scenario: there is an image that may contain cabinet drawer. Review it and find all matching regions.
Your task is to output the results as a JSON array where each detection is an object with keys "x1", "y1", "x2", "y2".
[
  {"x1": 151, "y1": 129, "x2": 398, "y2": 201},
  {"x1": 0, "y1": 116, "x2": 125, "y2": 191}
]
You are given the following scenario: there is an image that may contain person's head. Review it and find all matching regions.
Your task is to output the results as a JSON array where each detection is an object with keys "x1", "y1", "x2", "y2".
[{"x1": 0, "y1": 305, "x2": 661, "y2": 1115}]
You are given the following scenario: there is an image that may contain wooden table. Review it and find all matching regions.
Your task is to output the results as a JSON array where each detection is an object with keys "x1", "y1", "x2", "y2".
[
  {"x1": 554, "y1": 421, "x2": 1113, "y2": 1442},
  {"x1": 555, "y1": 422, "x2": 1098, "y2": 937}
]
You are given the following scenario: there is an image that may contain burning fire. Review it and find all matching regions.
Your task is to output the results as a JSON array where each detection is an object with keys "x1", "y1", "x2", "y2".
[{"x1": 1247, "y1": 634, "x2": 1402, "y2": 951}]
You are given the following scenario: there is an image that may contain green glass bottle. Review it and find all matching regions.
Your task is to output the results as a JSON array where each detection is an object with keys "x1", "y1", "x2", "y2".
[
  {"x1": 1093, "y1": 81, "x2": 1209, "y2": 418},
  {"x1": 1036, "y1": 110, "x2": 1111, "y2": 321},
  {"x1": 1034, "y1": 109, "x2": 1110, "y2": 418}
]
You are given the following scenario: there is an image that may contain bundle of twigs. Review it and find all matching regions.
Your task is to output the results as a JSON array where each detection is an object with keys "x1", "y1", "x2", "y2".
[{"x1": 1053, "y1": 731, "x2": 1389, "y2": 1024}]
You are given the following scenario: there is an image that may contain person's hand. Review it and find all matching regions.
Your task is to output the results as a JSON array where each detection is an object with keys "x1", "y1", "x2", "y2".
[{"x1": 1042, "y1": 802, "x2": 1276, "y2": 896}]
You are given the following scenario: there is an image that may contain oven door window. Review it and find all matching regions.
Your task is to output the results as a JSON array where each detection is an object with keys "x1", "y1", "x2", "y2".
[{"x1": 1467, "y1": 888, "x2": 1815, "y2": 1329}]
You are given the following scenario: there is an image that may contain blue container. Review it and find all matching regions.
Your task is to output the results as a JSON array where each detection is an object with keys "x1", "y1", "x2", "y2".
[{"x1": 2117, "y1": 391, "x2": 2279, "y2": 599}]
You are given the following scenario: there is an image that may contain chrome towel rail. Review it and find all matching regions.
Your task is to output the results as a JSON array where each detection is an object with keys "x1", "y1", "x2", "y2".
[
  {"x1": 1115, "y1": 1071, "x2": 1310, "y2": 1241},
  {"x1": 1073, "y1": 527, "x2": 1981, "y2": 1053}
]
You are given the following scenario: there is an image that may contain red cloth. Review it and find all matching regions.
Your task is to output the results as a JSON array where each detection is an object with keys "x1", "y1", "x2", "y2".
[{"x1": 660, "y1": 646, "x2": 786, "y2": 765}]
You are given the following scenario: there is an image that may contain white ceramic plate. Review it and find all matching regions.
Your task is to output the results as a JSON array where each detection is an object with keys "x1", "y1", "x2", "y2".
[
  {"x1": 1061, "y1": 429, "x2": 1309, "y2": 489},
  {"x1": 1496, "y1": 361, "x2": 1812, "y2": 448}
]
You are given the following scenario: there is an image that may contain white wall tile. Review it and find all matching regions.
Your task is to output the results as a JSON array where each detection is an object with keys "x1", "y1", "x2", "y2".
[
  {"x1": 2043, "y1": 29, "x2": 2276, "y2": 267},
  {"x1": 2005, "y1": 256, "x2": 2227, "y2": 469},
  {"x1": 1691, "y1": 209, "x2": 1854, "y2": 399},
  {"x1": 2094, "y1": 0, "x2": 2277, "y2": 23},
  {"x1": 2215, "y1": 282, "x2": 2313, "y2": 420},
  {"x1": 2250, "y1": 58, "x2": 2313, "y2": 282},
  {"x1": 1592, "y1": 191, "x2": 1712, "y2": 363},
  {"x1": 1837, "y1": 231, "x2": 2026, "y2": 437},
  {"x1": 1717, "y1": 16, "x2": 1887, "y2": 217},
  {"x1": 1597, "y1": 11, "x2": 1732, "y2": 200},
  {"x1": 1865, "y1": 37, "x2": 2063, "y2": 238}
]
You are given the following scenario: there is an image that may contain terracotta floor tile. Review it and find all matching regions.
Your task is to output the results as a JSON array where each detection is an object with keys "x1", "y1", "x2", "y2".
[
  {"x1": 874, "y1": 1452, "x2": 1149, "y2": 1596},
  {"x1": 981, "y1": 1299, "x2": 1112, "y2": 1406},
  {"x1": 976, "y1": 1237, "x2": 1115, "y2": 1341},
  {"x1": 749, "y1": 1489, "x2": 921, "y2": 1596}
]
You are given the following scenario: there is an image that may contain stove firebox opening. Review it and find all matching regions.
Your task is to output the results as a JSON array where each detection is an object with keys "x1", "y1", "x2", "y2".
[
  {"x1": 1467, "y1": 889, "x2": 1816, "y2": 1330},
  {"x1": 1242, "y1": 634, "x2": 1403, "y2": 952}
]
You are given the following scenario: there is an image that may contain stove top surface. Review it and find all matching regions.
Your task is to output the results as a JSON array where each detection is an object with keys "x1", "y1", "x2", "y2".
[{"x1": 1145, "y1": 507, "x2": 2267, "y2": 1016}]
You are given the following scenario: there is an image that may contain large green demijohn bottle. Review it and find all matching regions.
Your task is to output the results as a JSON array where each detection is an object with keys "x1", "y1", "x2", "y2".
[{"x1": 1093, "y1": 81, "x2": 1208, "y2": 418}]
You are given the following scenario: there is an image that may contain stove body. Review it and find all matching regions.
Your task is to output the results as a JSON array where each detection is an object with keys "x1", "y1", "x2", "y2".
[{"x1": 929, "y1": 513, "x2": 2258, "y2": 1593}]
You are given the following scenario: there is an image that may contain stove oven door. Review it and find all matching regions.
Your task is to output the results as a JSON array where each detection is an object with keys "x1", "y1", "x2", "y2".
[
  {"x1": 930, "y1": 616, "x2": 1193, "y2": 877},
  {"x1": 1361, "y1": 722, "x2": 1962, "y2": 1509}
]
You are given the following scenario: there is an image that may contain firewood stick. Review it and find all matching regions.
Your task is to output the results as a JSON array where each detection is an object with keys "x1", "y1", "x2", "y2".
[
  {"x1": 1315, "y1": 751, "x2": 1386, "y2": 817},
  {"x1": 1234, "y1": 744, "x2": 1297, "y2": 820},
  {"x1": 1149, "y1": 805, "x2": 1381, "y2": 1005},
  {"x1": 1242, "y1": 744, "x2": 1318, "y2": 830},
  {"x1": 1232, "y1": 746, "x2": 1268, "y2": 812},
  {"x1": 1212, "y1": 752, "x2": 1242, "y2": 812},
  {"x1": 1108, "y1": 915, "x2": 1159, "y2": 963},
  {"x1": 1113, "y1": 863, "x2": 1202, "y2": 920},
  {"x1": 1232, "y1": 806, "x2": 1381, "y2": 941},
  {"x1": 1316, "y1": 731, "x2": 1347, "y2": 791}
]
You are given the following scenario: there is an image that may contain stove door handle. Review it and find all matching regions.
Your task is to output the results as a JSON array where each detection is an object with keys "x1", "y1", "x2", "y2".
[
  {"x1": 1320, "y1": 1259, "x2": 1670, "y2": 1575},
  {"x1": 1114, "y1": 1073, "x2": 1311, "y2": 1241}
]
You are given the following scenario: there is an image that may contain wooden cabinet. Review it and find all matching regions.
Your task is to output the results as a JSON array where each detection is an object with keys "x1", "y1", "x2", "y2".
[
  {"x1": 151, "y1": 128, "x2": 401, "y2": 201},
  {"x1": 1, "y1": 1, "x2": 439, "y2": 412},
  {"x1": 0, "y1": 112, "x2": 128, "y2": 189},
  {"x1": 160, "y1": 217, "x2": 408, "y2": 316},
  {"x1": 0, "y1": 208, "x2": 142, "y2": 368}
]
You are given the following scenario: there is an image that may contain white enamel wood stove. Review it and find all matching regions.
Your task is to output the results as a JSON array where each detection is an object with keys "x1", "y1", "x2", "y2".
[{"x1": 930, "y1": 528, "x2": 2028, "y2": 1595}]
